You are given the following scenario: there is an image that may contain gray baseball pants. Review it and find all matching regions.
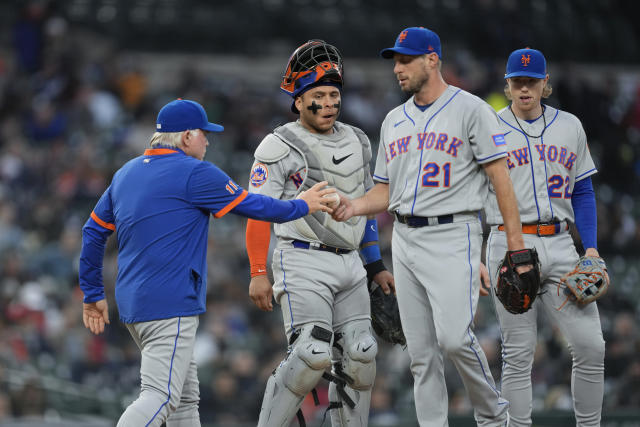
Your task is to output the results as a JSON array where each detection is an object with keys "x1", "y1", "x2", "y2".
[
  {"x1": 117, "y1": 316, "x2": 200, "y2": 427},
  {"x1": 487, "y1": 229, "x2": 605, "y2": 426},
  {"x1": 392, "y1": 220, "x2": 509, "y2": 427}
]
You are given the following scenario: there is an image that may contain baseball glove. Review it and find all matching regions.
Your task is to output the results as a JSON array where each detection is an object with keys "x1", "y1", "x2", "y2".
[
  {"x1": 369, "y1": 284, "x2": 406, "y2": 346},
  {"x1": 561, "y1": 256, "x2": 609, "y2": 305},
  {"x1": 496, "y1": 248, "x2": 541, "y2": 314}
]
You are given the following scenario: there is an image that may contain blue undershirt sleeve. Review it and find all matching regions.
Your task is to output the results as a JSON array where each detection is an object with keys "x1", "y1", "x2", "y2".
[
  {"x1": 571, "y1": 177, "x2": 597, "y2": 250},
  {"x1": 232, "y1": 192, "x2": 309, "y2": 223}
]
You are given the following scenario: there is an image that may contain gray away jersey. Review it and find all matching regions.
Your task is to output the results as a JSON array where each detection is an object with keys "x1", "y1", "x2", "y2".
[
  {"x1": 374, "y1": 85, "x2": 507, "y2": 216},
  {"x1": 484, "y1": 105, "x2": 597, "y2": 225},
  {"x1": 248, "y1": 120, "x2": 374, "y2": 250}
]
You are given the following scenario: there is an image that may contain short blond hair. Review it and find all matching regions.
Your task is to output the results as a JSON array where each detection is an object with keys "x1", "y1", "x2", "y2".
[
  {"x1": 149, "y1": 130, "x2": 200, "y2": 147},
  {"x1": 504, "y1": 81, "x2": 553, "y2": 100}
]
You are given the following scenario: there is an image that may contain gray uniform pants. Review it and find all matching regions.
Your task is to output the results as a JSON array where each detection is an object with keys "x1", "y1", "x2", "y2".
[
  {"x1": 392, "y1": 220, "x2": 509, "y2": 427},
  {"x1": 487, "y1": 230, "x2": 604, "y2": 426},
  {"x1": 117, "y1": 316, "x2": 201, "y2": 427},
  {"x1": 272, "y1": 245, "x2": 370, "y2": 338}
]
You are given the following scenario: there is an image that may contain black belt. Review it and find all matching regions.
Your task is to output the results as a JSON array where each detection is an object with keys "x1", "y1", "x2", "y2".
[
  {"x1": 395, "y1": 212, "x2": 454, "y2": 228},
  {"x1": 292, "y1": 240, "x2": 352, "y2": 254}
]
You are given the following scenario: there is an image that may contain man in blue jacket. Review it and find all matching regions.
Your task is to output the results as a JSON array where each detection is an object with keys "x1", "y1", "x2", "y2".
[{"x1": 79, "y1": 99, "x2": 335, "y2": 427}]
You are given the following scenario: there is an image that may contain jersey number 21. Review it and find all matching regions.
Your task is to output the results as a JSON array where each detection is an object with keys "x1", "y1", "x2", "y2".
[{"x1": 422, "y1": 162, "x2": 451, "y2": 188}]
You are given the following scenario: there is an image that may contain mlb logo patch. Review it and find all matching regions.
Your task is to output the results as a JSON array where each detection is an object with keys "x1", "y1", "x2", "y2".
[
  {"x1": 492, "y1": 134, "x2": 506, "y2": 146},
  {"x1": 250, "y1": 163, "x2": 269, "y2": 187}
]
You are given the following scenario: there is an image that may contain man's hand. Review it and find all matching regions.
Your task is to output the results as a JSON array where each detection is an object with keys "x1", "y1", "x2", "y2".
[
  {"x1": 297, "y1": 181, "x2": 336, "y2": 214},
  {"x1": 372, "y1": 270, "x2": 395, "y2": 295},
  {"x1": 331, "y1": 194, "x2": 355, "y2": 222},
  {"x1": 249, "y1": 275, "x2": 274, "y2": 311},
  {"x1": 479, "y1": 262, "x2": 491, "y2": 296},
  {"x1": 331, "y1": 183, "x2": 390, "y2": 222},
  {"x1": 585, "y1": 247, "x2": 609, "y2": 284},
  {"x1": 83, "y1": 299, "x2": 110, "y2": 335},
  {"x1": 585, "y1": 248, "x2": 600, "y2": 257}
]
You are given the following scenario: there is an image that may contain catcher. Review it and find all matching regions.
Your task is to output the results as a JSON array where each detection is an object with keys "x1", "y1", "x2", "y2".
[
  {"x1": 245, "y1": 40, "x2": 400, "y2": 427},
  {"x1": 484, "y1": 48, "x2": 608, "y2": 426}
]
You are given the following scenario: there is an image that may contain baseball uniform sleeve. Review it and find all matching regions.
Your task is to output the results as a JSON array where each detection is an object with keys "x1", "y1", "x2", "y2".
[
  {"x1": 189, "y1": 162, "x2": 308, "y2": 222},
  {"x1": 247, "y1": 159, "x2": 288, "y2": 198},
  {"x1": 468, "y1": 103, "x2": 508, "y2": 164},
  {"x1": 79, "y1": 186, "x2": 115, "y2": 303},
  {"x1": 233, "y1": 193, "x2": 308, "y2": 223},
  {"x1": 363, "y1": 136, "x2": 375, "y2": 191},
  {"x1": 188, "y1": 162, "x2": 248, "y2": 217},
  {"x1": 574, "y1": 120, "x2": 597, "y2": 181},
  {"x1": 373, "y1": 122, "x2": 390, "y2": 183}
]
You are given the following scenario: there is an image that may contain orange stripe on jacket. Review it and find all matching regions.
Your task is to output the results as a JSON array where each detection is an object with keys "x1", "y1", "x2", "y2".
[
  {"x1": 246, "y1": 219, "x2": 271, "y2": 277},
  {"x1": 214, "y1": 190, "x2": 248, "y2": 218},
  {"x1": 144, "y1": 148, "x2": 178, "y2": 156},
  {"x1": 91, "y1": 211, "x2": 115, "y2": 231}
]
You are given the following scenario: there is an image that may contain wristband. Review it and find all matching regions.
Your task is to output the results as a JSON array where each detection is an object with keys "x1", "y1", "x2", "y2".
[
  {"x1": 250, "y1": 264, "x2": 268, "y2": 278},
  {"x1": 360, "y1": 219, "x2": 382, "y2": 265},
  {"x1": 365, "y1": 259, "x2": 386, "y2": 283}
]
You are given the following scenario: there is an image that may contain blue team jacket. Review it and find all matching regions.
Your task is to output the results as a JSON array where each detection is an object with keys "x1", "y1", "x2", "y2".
[{"x1": 79, "y1": 147, "x2": 308, "y2": 323}]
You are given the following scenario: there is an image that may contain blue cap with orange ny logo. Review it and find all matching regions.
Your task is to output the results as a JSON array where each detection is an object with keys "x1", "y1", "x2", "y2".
[
  {"x1": 505, "y1": 48, "x2": 547, "y2": 79},
  {"x1": 380, "y1": 27, "x2": 442, "y2": 59}
]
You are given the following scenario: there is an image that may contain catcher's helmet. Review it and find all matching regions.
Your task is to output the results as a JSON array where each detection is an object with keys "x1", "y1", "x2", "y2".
[{"x1": 281, "y1": 39, "x2": 343, "y2": 112}]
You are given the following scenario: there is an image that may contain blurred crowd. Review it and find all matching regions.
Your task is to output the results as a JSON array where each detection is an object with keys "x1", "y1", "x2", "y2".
[{"x1": 0, "y1": 2, "x2": 639, "y2": 425}]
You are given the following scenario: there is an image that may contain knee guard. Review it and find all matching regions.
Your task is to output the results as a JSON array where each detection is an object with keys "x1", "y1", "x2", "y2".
[
  {"x1": 336, "y1": 320, "x2": 377, "y2": 391},
  {"x1": 327, "y1": 320, "x2": 376, "y2": 427},
  {"x1": 282, "y1": 324, "x2": 333, "y2": 394},
  {"x1": 258, "y1": 324, "x2": 332, "y2": 427}
]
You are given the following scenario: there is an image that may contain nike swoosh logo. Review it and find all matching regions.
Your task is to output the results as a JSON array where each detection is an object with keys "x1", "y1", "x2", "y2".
[
  {"x1": 394, "y1": 120, "x2": 406, "y2": 127},
  {"x1": 370, "y1": 225, "x2": 376, "y2": 232},
  {"x1": 332, "y1": 153, "x2": 353, "y2": 165},
  {"x1": 311, "y1": 349, "x2": 325, "y2": 355},
  {"x1": 362, "y1": 344, "x2": 373, "y2": 352}
]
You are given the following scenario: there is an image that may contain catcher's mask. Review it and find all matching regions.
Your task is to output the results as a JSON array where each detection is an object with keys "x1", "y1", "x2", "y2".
[{"x1": 281, "y1": 39, "x2": 343, "y2": 113}]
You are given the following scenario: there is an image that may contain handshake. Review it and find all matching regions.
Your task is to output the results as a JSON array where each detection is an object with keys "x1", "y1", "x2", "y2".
[{"x1": 296, "y1": 181, "x2": 353, "y2": 221}]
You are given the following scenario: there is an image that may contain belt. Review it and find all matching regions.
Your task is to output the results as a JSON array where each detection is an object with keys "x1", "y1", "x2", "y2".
[
  {"x1": 498, "y1": 221, "x2": 568, "y2": 236},
  {"x1": 395, "y1": 212, "x2": 454, "y2": 227},
  {"x1": 292, "y1": 240, "x2": 352, "y2": 254}
]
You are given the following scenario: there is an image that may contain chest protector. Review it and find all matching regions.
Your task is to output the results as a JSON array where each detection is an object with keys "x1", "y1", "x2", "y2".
[{"x1": 273, "y1": 121, "x2": 370, "y2": 250}]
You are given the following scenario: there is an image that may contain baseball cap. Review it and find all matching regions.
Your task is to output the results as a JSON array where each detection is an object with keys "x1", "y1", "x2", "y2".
[
  {"x1": 380, "y1": 27, "x2": 442, "y2": 59},
  {"x1": 156, "y1": 99, "x2": 224, "y2": 133},
  {"x1": 505, "y1": 48, "x2": 547, "y2": 79}
]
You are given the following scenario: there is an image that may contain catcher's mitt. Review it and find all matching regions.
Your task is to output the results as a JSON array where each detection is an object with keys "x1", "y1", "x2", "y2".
[
  {"x1": 496, "y1": 248, "x2": 541, "y2": 314},
  {"x1": 369, "y1": 284, "x2": 406, "y2": 346},
  {"x1": 561, "y1": 256, "x2": 609, "y2": 305}
]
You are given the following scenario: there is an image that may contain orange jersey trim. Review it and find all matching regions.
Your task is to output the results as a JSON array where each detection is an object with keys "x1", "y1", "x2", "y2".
[
  {"x1": 246, "y1": 219, "x2": 271, "y2": 277},
  {"x1": 214, "y1": 190, "x2": 248, "y2": 218},
  {"x1": 144, "y1": 148, "x2": 179, "y2": 156},
  {"x1": 91, "y1": 211, "x2": 115, "y2": 231}
]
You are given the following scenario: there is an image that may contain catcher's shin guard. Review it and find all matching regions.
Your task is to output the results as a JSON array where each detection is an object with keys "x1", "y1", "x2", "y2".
[
  {"x1": 258, "y1": 324, "x2": 332, "y2": 427},
  {"x1": 328, "y1": 320, "x2": 377, "y2": 426},
  {"x1": 328, "y1": 383, "x2": 372, "y2": 427}
]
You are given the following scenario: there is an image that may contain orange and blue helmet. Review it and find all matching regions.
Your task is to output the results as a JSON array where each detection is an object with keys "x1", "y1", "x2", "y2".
[{"x1": 280, "y1": 40, "x2": 343, "y2": 112}]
